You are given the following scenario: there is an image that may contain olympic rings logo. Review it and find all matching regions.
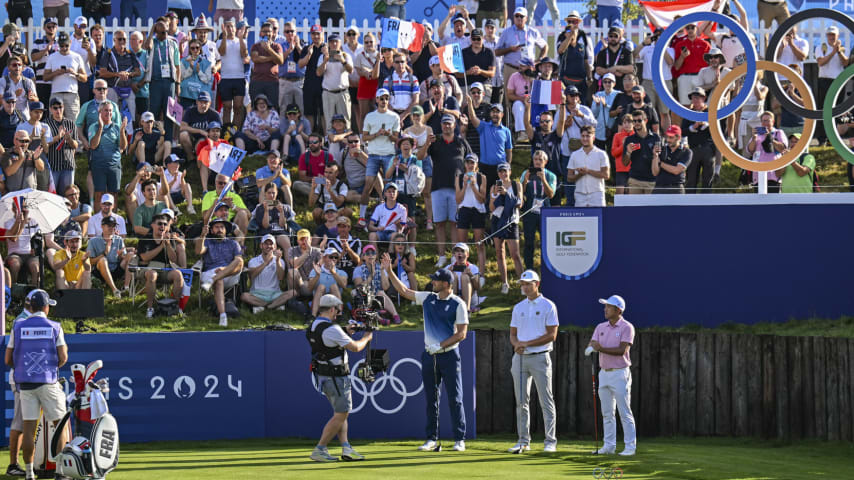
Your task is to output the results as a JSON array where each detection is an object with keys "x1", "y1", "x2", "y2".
[
  {"x1": 311, "y1": 357, "x2": 424, "y2": 414},
  {"x1": 651, "y1": 8, "x2": 854, "y2": 173},
  {"x1": 592, "y1": 467, "x2": 623, "y2": 479}
]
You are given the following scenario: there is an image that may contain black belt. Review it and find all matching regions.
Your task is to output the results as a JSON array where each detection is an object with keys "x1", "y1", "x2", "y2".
[
  {"x1": 680, "y1": 73, "x2": 698, "y2": 76},
  {"x1": 522, "y1": 350, "x2": 551, "y2": 355},
  {"x1": 312, "y1": 362, "x2": 350, "y2": 377},
  {"x1": 324, "y1": 87, "x2": 347, "y2": 94},
  {"x1": 283, "y1": 77, "x2": 304, "y2": 82}
]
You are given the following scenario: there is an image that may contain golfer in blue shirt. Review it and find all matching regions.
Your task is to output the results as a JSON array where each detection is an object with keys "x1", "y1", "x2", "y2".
[{"x1": 382, "y1": 253, "x2": 469, "y2": 452}]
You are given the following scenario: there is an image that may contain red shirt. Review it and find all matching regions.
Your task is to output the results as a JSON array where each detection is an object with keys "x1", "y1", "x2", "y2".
[
  {"x1": 611, "y1": 130, "x2": 631, "y2": 173},
  {"x1": 298, "y1": 150, "x2": 329, "y2": 177},
  {"x1": 673, "y1": 37, "x2": 709, "y2": 76}
]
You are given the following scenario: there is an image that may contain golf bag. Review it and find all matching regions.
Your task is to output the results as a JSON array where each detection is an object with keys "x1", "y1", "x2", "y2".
[{"x1": 48, "y1": 360, "x2": 120, "y2": 479}]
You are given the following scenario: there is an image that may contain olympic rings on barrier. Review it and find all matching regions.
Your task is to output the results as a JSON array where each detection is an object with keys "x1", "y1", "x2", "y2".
[
  {"x1": 823, "y1": 63, "x2": 854, "y2": 166},
  {"x1": 348, "y1": 357, "x2": 424, "y2": 414},
  {"x1": 765, "y1": 8, "x2": 854, "y2": 119},
  {"x1": 592, "y1": 467, "x2": 624, "y2": 479},
  {"x1": 652, "y1": 12, "x2": 757, "y2": 122},
  {"x1": 708, "y1": 61, "x2": 816, "y2": 172}
]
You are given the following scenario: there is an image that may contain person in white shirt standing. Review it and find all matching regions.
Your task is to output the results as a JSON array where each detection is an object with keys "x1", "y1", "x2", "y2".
[
  {"x1": 815, "y1": 26, "x2": 847, "y2": 145},
  {"x1": 43, "y1": 33, "x2": 87, "y2": 122},
  {"x1": 317, "y1": 34, "x2": 354, "y2": 133},
  {"x1": 566, "y1": 125, "x2": 609, "y2": 207},
  {"x1": 508, "y1": 269, "x2": 558, "y2": 454},
  {"x1": 772, "y1": 26, "x2": 808, "y2": 120}
]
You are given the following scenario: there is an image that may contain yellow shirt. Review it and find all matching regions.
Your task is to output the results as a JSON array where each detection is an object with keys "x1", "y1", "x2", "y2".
[{"x1": 53, "y1": 249, "x2": 88, "y2": 283}]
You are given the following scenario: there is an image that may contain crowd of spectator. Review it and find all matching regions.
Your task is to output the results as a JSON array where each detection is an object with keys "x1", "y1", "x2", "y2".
[{"x1": 1, "y1": 2, "x2": 851, "y2": 326}]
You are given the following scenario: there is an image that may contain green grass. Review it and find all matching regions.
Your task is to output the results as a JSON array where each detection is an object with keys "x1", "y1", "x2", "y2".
[
  {"x1": 27, "y1": 435, "x2": 853, "y2": 479},
  {"x1": 12, "y1": 143, "x2": 854, "y2": 336}
]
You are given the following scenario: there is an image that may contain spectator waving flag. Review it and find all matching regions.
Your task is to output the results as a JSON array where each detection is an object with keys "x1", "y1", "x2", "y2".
[
  {"x1": 200, "y1": 142, "x2": 246, "y2": 178},
  {"x1": 381, "y1": 18, "x2": 425, "y2": 53},
  {"x1": 639, "y1": 0, "x2": 716, "y2": 29},
  {"x1": 530, "y1": 80, "x2": 563, "y2": 106},
  {"x1": 436, "y1": 43, "x2": 465, "y2": 74}
]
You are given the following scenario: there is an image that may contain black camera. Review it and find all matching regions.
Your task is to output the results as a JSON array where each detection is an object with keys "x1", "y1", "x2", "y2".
[
  {"x1": 350, "y1": 283, "x2": 384, "y2": 329},
  {"x1": 356, "y1": 349, "x2": 390, "y2": 383}
]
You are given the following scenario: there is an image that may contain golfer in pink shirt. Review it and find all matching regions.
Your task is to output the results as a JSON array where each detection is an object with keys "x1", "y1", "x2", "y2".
[{"x1": 589, "y1": 295, "x2": 637, "y2": 456}]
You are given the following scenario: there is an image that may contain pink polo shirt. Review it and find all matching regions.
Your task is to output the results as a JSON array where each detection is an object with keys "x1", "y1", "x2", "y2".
[{"x1": 591, "y1": 317, "x2": 635, "y2": 369}]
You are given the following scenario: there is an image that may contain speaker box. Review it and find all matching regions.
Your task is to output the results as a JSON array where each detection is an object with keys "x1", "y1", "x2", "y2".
[{"x1": 52, "y1": 289, "x2": 105, "y2": 319}]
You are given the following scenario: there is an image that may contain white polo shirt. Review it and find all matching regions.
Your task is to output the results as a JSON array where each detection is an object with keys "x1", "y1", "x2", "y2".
[
  {"x1": 510, "y1": 294, "x2": 559, "y2": 354},
  {"x1": 567, "y1": 146, "x2": 609, "y2": 194},
  {"x1": 815, "y1": 42, "x2": 846, "y2": 79}
]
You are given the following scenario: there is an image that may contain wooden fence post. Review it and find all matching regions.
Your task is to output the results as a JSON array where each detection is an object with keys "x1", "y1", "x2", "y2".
[{"x1": 475, "y1": 329, "x2": 493, "y2": 435}]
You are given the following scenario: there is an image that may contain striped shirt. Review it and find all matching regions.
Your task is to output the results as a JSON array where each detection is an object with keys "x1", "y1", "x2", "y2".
[
  {"x1": 382, "y1": 71, "x2": 420, "y2": 112},
  {"x1": 44, "y1": 116, "x2": 77, "y2": 172},
  {"x1": 32, "y1": 37, "x2": 59, "y2": 85}
]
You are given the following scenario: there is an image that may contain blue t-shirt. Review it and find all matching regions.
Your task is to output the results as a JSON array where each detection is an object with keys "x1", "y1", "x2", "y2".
[
  {"x1": 308, "y1": 266, "x2": 347, "y2": 289},
  {"x1": 88, "y1": 122, "x2": 123, "y2": 166},
  {"x1": 415, "y1": 291, "x2": 468, "y2": 348},
  {"x1": 476, "y1": 121, "x2": 514, "y2": 166},
  {"x1": 86, "y1": 235, "x2": 126, "y2": 270},
  {"x1": 202, "y1": 238, "x2": 242, "y2": 270},
  {"x1": 256, "y1": 165, "x2": 291, "y2": 188},
  {"x1": 133, "y1": 49, "x2": 149, "y2": 98}
]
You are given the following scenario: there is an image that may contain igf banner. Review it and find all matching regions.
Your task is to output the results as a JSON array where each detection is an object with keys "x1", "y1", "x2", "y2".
[{"x1": 541, "y1": 208, "x2": 603, "y2": 281}]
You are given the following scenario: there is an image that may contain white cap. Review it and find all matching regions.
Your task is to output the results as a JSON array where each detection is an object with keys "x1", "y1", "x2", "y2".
[
  {"x1": 324, "y1": 247, "x2": 338, "y2": 257},
  {"x1": 514, "y1": 7, "x2": 528, "y2": 17},
  {"x1": 375, "y1": 88, "x2": 390, "y2": 98},
  {"x1": 261, "y1": 234, "x2": 275, "y2": 244},
  {"x1": 470, "y1": 82, "x2": 485, "y2": 92},
  {"x1": 346, "y1": 25, "x2": 360, "y2": 35},
  {"x1": 452, "y1": 242, "x2": 469, "y2": 253},
  {"x1": 828, "y1": 25, "x2": 840, "y2": 35},
  {"x1": 520, "y1": 270, "x2": 540, "y2": 283},
  {"x1": 74, "y1": 15, "x2": 88, "y2": 27},
  {"x1": 141, "y1": 111, "x2": 155, "y2": 122},
  {"x1": 100, "y1": 193, "x2": 114, "y2": 204},
  {"x1": 602, "y1": 73, "x2": 616, "y2": 83},
  {"x1": 319, "y1": 294, "x2": 343, "y2": 308},
  {"x1": 599, "y1": 295, "x2": 626, "y2": 312},
  {"x1": 429, "y1": 55, "x2": 440, "y2": 65},
  {"x1": 159, "y1": 208, "x2": 175, "y2": 219}
]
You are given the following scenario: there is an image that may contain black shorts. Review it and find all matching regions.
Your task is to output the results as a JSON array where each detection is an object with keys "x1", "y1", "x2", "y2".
[
  {"x1": 170, "y1": 191, "x2": 185, "y2": 204},
  {"x1": 135, "y1": 96, "x2": 149, "y2": 118},
  {"x1": 303, "y1": 85, "x2": 321, "y2": 116},
  {"x1": 456, "y1": 206, "x2": 485, "y2": 230},
  {"x1": 94, "y1": 265, "x2": 124, "y2": 282},
  {"x1": 491, "y1": 219, "x2": 519, "y2": 240},
  {"x1": 219, "y1": 78, "x2": 246, "y2": 101}
]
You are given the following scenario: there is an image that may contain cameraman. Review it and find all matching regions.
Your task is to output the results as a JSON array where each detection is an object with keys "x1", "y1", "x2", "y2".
[{"x1": 308, "y1": 294, "x2": 371, "y2": 463}]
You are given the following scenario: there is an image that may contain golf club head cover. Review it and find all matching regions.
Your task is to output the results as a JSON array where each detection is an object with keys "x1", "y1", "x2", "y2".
[
  {"x1": 71, "y1": 364, "x2": 86, "y2": 394},
  {"x1": 84, "y1": 360, "x2": 103, "y2": 386}
]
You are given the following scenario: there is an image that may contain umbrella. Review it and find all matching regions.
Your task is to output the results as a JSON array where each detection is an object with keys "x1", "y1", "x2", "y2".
[{"x1": 0, "y1": 188, "x2": 70, "y2": 233}]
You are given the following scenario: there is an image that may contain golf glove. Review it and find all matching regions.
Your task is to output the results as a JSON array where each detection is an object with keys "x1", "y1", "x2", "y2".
[
  {"x1": 584, "y1": 346, "x2": 595, "y2": 356},
  {"x1": 427, "y1": 343, "x2": 442, "y2": 355}
]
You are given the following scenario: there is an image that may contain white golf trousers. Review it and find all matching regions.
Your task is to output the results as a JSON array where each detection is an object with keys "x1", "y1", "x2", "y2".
[{"x1": 598, "y1": 367, "x2": 637, "y2": 451}]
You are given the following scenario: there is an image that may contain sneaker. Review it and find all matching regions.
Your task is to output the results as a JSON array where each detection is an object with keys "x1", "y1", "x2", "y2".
[
  {"x1": 252, "y1": 306, "x2": 265, "y2": 314},
  {"x1": 187, "y1": 205, "x2": 197, "y2": 215},
  {"x1": 112, "y1": 289, "x2": 121, "y2": 299},
  {"x1": 516, "y1": 132, "x2": 529, "y2": 143},
  {"x1": 435, "y1": 255, "x2": 448, "y2": 268},
  {"x1": 201, "y1": 282, "x2": 212, "y2": 292},
  {"x1": 619, "y1": 448, "x2": 636, "y2": 456},
  {"x1": 507, "y1": 443, "x2": 530, "y2": 454},
  {"x1": 452, "y1": 440, "x2": 466, "y2": 451},
  {"x1": 544, "y1": 442, "x2": 557, "y2": 453},
  {"x1": 6, "y1": 464, "x2": 25, "y2": 476},
  {"x1": 341, "y1": 446, "x2": 365, "y2": 461},
  {"x1": 593, "y1": 446, "x2": 616, "y2": 455},
  {"x1": 310, "y1": 447, "x2": 338, "y2": 462},
  {"x1": 146, "y1": 308, "x2": 155, "y2": 319},
  {"x1": 392, "y1": 315, "x2": 402, "y2": 324},
  {"x1": 219, "y1": 313, "x2": 228, "y2": 327},
  {"x1": 500, "y1": 283, "x2": 509, "y2": 294},
  {"x1": 417, "y1": 440, "x2": 438, "y2": 451},
  {"x1": 426, "y1": 220, "x2": 434, "y2": 231}
]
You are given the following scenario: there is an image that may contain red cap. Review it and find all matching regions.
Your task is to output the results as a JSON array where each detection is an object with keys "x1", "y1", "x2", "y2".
[
  {"x1": 310, "y1": 24, "x2": 323, "y2": 33},
  {"x1": 665, "y1": 125, "x2": 682, "y2": 138}
]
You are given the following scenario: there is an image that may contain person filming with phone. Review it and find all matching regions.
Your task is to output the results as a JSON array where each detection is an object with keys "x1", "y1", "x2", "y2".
[{"x1": 747, "y1": 111, "x2": 787, "y2": 192}]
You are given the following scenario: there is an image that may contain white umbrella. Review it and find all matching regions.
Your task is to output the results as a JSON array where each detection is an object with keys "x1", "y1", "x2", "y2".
[{"x1": 0, "y1": 188, "x2": 70, "y2": 233}]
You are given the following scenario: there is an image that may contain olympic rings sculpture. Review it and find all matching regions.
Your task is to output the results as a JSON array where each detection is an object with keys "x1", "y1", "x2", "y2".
[
  {"x1": 592, "y1": 466, "x2": 624, "y2": 479},
  {"x1": 311, "y1": 357, "x2": 424, "y2": 414},
  {"x1": 651, "y1": 8, "x2": 854, "y2": 171}
]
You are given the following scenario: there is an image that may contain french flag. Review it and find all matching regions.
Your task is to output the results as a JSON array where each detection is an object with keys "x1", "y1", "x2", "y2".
[
  {"x1": 200, "y1": 143, "x2": 246, "y2": 178},
  {"x1": 436, "y1": 44, "x2": 465, "y2": 74},
  {"x1": 530, "y1": 80, "x2": 563, "y2": 106},
  {"x1": 381, "y1": 18, "x2": 425, "y2": 53},
  {"x1": 639, "y1": 0, "x2": 717, "y2": 30}
]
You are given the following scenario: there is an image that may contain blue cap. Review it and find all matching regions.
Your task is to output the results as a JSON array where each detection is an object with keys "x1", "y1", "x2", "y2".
[
  {"x1": 328, "y1": 33, "x2": 340, "y2": 41},
  {"x1": 430, "y1": 269, "x2": 454, "y2": 283},
  {"x1": 599, "y1": 295, "x2": 626, "y2": 312},
  {"x1": 207, "y1": 121, "x2": 222, "y2": 130},
  {"x1": 2, "y1": 91, "x2": 14, "y2": 101},
  {"x1": 29, "y1": 101, "x2": 45, "y2": 112},
  {"x1": 497, "y1": 162, "x2": 511, "y2": 171},
  {"x1": 136, "y1": 161, "x2": 151, "y2": 171},
  {"x1": 197, "y1": 91, "x2": 211, "y2": 102},
  {"x1": 331, "y1": 113, "x2": 346, "y2": 122},
  {"x1": 28, "y1": 289, "x2": 56, "y2": 309},
  {"x1": 441, "y1": 114, "x2": 456, "y2": 124}
]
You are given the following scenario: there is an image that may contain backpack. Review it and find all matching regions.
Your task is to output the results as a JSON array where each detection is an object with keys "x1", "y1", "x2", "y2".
[
  {"x1": 405, "y1": 163, "x2": 426, "y2": 195},
  {"x1": 1, "y1": 73, "x2": 34, "y2": 100}
]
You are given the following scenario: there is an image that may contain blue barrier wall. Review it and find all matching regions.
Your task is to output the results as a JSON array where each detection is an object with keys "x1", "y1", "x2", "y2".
[
  {"x1": 3, "y1": 330, "x2": 476, "y2": 445},
  {"x1": 540, "y1": 205, "x2": 854, "y2": 328}
]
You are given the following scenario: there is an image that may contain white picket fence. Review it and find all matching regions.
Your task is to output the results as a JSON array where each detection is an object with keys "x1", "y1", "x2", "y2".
[{"x1": 8, "y1": 16, "x2": 854, "y2": 64}]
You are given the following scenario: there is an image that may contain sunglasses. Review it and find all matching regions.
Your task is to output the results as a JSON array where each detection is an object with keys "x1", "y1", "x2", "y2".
[
  {"x1": 16, "y1": 139, "x2": 30, "y2": 143},
  {"x1": 190, "y1": 46, "x2": 200, "y2": 50},
  {"x1": 329, "y1": 255, "x2": 340, "y2": 260},
  {"x1": 94, "y1": 87, "x2": 107, "y2": 91},
  {"x1": 347, "y1": 32, "x2": 357, "y2": 36},
  {"x1": 608, "y1": 34, "x2": 619, "y2": 38},
  {"x1": 686, "y1": 25, "x2": 696, "y2": 29},
  {"x1": 632, "y1": 119, "x2": 644, "y2": 123},
  {"x1": 116, "y1": 38, "x2": 126, "y2": 42},
  {"x1": 348, "y1": 139, "x2": 359, "y2": 144},
  {"x1": 59, "y1": 43, "x2": 69, "y2": 47},
  {"x1": 284, "y1": 29, "x2": 294, "y2": 33},
  {"x1": 514, "y1": 14, "x2": 525, "y2": 18},
  {"x1": 394, "y1": 60, "x2": 405, "y2": 64},
  {"x1": 9, "y1": 63, "x2": 21, "y2": 67},
  {"x1": 309, "y1": 140, "x2": 320, "y2": 145}
]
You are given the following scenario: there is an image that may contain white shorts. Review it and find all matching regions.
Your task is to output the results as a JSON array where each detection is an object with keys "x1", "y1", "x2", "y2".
[
  {"x1": 20, "y1": 383, "x2": 67, "y2": 422},
  {"x1": 575, "y1": 191, "x2": 606, "y2": 207},
  {"x1": 201, "y1": 268, "x2": 240, "y2": 289}
]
